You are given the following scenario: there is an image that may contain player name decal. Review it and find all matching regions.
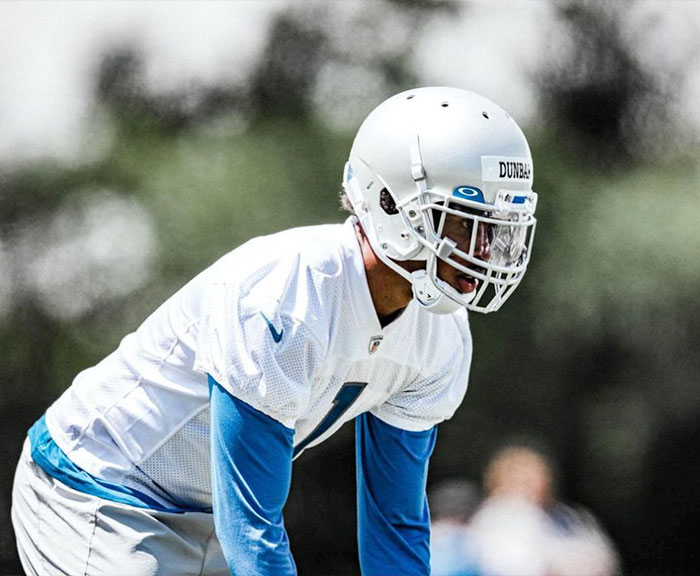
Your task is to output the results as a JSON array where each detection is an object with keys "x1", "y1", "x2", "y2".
[
  {"x1": 481, "y1": 156, "x2": 532, "y2": 182},
  {"x1": 499, "y1": 161, "x2": 531, "y2": 180}
]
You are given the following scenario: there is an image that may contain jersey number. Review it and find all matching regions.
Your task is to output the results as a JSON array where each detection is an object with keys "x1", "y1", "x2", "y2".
[{"x1": 292, "y1": 382, "x2": 367, "y2": 459}]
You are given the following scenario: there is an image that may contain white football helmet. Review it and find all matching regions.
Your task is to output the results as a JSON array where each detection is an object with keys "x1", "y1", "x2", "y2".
[{"x1": 343, "y1": 87, "x2": 537, "y2": 314}]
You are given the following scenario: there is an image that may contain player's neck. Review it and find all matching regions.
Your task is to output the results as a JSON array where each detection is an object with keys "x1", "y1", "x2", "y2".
[{"x1": 354, "y1": 221, "x2": 413, "y2": 326}]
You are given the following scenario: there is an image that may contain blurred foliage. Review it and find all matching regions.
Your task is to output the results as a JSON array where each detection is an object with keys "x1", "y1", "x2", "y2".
[
  {"x1": 538, "y1": 0, "x2": 692, "y2": 164},
  {"x1": 1, "y1": 1, "x2": 700, "y2": 575}
]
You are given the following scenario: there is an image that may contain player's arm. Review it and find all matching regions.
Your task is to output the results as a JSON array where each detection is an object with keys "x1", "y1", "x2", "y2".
[
  {"x1": 209, "y1": 376, "x2": 297, "y2": 576},
  {"x1": 355, "y1": 412, "x2": 436, "y2": 576}
]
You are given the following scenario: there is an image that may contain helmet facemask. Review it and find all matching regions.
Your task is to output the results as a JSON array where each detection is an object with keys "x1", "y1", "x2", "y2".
[{"x1": 402, "y1": 190, "x2": 537, "y2": 313}]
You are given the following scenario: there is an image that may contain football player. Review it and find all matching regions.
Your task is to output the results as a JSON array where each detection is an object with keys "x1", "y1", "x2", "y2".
[{"x1": 12, "y1": 87, "x2": 537, "y2": 575}]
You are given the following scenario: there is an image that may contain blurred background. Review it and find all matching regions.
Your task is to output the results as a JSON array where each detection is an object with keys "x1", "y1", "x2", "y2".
[{"x1": 1, "y1": 1, "x2": 699, "y2": 574}]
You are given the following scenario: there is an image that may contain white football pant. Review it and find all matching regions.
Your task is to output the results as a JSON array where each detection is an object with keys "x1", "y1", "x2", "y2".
[{"x1": 11, "y1": 439, "x2": 228, "y2": 576}]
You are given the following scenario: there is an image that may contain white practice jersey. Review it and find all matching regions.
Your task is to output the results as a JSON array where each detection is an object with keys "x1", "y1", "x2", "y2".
[{"x1": 46, "y1": 217, "x2": 472, "y2": 510}]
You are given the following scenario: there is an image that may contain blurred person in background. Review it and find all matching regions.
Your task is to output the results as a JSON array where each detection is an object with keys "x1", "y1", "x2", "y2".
[
  {"x1": 468, "y1": 443, "x2": 620, "y2": 576},
  {"x1": 11, "y1": 87, "x2": 538, "y2": 575},
  {"x1": 429, "y1": 479, "x2": 483, "y2": 576}
]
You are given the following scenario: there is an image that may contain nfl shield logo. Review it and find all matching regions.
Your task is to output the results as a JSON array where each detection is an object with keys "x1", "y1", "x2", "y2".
[{"x1": 368, "y1": 336, "x2": 383, "y2": 355}]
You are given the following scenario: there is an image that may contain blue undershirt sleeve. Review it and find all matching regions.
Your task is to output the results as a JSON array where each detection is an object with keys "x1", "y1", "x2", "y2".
[
  {"x1": 356, "y1": 412, "x2": 437, "y2": 576},
  {"x1": 209, "y1": 375, "x2": 297, "y2": 576}
]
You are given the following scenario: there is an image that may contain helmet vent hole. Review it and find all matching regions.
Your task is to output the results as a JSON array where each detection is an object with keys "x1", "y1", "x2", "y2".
[
  {"x1": 482, "y1": 111, "x2": 490, "y2": 119},
  {"x1": 406, "y1": 95, "x2": 415, "y2": 100},
  {"x1": 441, "y1": 102, "x2": 449, "y2": 107},
  {"x1": 379, "y1": 188, "x2": 398, "y2": 215}
]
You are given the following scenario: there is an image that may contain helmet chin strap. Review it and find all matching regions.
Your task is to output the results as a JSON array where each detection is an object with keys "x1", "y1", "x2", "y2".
[
  {"x1": 364, "y1": 241, "x2": 458, "y2": 315},
  {"x1": 356, "y1": 134, "x2": 478, "y2": 315},
  {"x1": 411, "y1": 256, "x2": 478, "y2": 314},
  {"x1": 406, "y1": 134, "x2": 468, "y2": 315},
  {"x1": 370, "y1": 243, "x2": 468, "y2": 315},
  {"x1": 360, "y1": 134, "x2": 469, "y2": 315},
  {"x1": 410, "y1": 270, "x2": 464, "y2": 314}
]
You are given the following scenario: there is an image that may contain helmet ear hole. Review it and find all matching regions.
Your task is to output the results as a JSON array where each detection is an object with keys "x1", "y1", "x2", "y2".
[{"x1": 379, "y1": 188, "x2": 398, "y2": 215}]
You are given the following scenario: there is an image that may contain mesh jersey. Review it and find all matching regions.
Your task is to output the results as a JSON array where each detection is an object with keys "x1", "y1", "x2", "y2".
[{"x1": 45, "y1": 217, "x2": 472, "y2": 510}]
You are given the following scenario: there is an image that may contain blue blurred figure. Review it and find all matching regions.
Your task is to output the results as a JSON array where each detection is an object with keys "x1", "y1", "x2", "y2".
[
  {"x1": 430, "y1": 479, "x2": 482, "y2": 576},
  {"x1": 468, "y1": 444, "x2": 620, "y2": 576}
]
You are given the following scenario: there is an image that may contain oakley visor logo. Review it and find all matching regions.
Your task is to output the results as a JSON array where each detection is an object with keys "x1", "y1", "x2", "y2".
[{"x1": 452, "y1": 186, "x2": 485, "y2": 203}]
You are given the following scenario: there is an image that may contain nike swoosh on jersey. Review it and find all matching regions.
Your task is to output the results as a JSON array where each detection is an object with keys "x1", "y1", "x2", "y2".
[{"x1": 260, "y1": 312, "x2": 284, "y2": 343}]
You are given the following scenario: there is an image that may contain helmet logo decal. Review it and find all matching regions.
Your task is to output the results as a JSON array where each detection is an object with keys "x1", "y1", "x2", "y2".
[
  {"x1": 344, "y1": 162, "x2": 354, "y2": 183},
  {"x1": 452, "y1": 185, "x2": 485, "y2": 203}
]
